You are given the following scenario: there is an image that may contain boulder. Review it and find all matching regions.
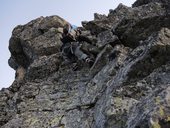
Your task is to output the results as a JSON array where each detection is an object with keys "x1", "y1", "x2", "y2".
[{"x1": 8, "y1": 15, "x2": 67, "y2": 70}]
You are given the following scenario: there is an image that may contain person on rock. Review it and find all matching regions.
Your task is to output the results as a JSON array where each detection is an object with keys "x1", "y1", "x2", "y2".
[{"x1": 60, "y1": 23, "x2": 94, "y2": 69}]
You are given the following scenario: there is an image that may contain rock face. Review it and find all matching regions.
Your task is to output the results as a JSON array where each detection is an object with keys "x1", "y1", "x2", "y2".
[
  {"x1": 132, "y1": 0, "x2": 170, "y2": 7},
  {"x1": 1, "y1": 0, "x2": 170, "y2": 127}
]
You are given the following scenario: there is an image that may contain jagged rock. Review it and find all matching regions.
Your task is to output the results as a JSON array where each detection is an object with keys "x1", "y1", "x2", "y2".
[
  {"x1": 26, "y1": 53, "x2": 62, "y2": 80},
  {"x1": 79, "y1": 29, "x2": 98, "y2": 45},
  {"x1": 8, "y1": 15, "x2": 67, "y2": 70},
  {"x1": 108, "y1": 3, "x2": 133, "y2": 19},
  {"x1": 132, "y1": 0, "x2": 170, "y2": 7},
  {"x1": 82, "y1": 20, "x2": 109, "y2": 35},
  {"x1": 90, "y1": 44, "x2": 113, "y2": 74},
  {"x1": 8, "y1": 56, "x2": 18, "y2": 70},
  {"x1": 82, "y1": 4, "x2": 133, "y2": 35},
  {"x1": 126, "y1": 64, "x2": 170, "y2": 128},
  {"x1": 94, "y1": 13, "x2": 107, "y2": 20},
  {"x1": 1, "y1": 0, "x2": 170, "y2": 127},
  {"x1": 94, "y1": 28, "x2": 170, "y2": 128},
  {"x1": 9, "y1": 36, "x2": 30, "y2": 69},
  {"x1": 97, "y1": 30, "x2": 119, "y2": 48},
  {"x1": 115, "y1": 2, "x2": 168, "y2": 48}
]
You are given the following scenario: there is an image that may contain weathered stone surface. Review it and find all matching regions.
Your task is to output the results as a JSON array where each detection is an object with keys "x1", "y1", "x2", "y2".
[
  {"x1": 26, "y1": 53, "x2": 62, "y2": 80},
  {"x1": 82, "y1": 4, "x2": 133, "y2": 35},
  {"x1": 8, "y1": 15, "x2": 67, "y2": 70},
  {"x1": 93, "y1": 28, "x2": 170, "y2": 128},
  {"x1": 97, "y1": 30, "x2": 119, "y2": 48},
  {"x1": 1, "y1": 0, "x2": 170, "y2": 127},
  {"x1": 132, "y1": 0, "x2": 170, "y2": 7},
  {"x1": 94, "y1": 13, "x2": 107, "y2": 21},
  {"x1": 115, "y1": 2, "x2": 168, "y2": 48},
  {"x1": 126, "y1": 64, "x2": 170, "y2": 128}
]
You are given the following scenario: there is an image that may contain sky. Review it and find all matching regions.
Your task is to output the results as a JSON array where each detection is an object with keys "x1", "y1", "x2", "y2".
[{"x1": 0, "y1": 0, "x2": 136, "y2": 89}]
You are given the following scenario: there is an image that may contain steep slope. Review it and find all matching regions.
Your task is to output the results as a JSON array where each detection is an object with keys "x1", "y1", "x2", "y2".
[{"x1": 1, "y1": 0, "x2": 170, "y2": 128}]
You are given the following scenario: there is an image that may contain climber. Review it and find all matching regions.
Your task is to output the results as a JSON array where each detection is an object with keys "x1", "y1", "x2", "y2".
[{"x1": 60, "y1": 23, "x2": 94, "y2": 69}]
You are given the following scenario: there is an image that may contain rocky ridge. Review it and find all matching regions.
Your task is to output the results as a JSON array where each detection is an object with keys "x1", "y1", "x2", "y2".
[{"x1": 1, "y1": 0, "x2": 170, "y2": 127}]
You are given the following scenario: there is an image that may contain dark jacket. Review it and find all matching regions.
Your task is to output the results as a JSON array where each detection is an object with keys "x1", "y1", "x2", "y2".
[{"x1": 61, "y1": 33, "x2": 75, "y2": 44}]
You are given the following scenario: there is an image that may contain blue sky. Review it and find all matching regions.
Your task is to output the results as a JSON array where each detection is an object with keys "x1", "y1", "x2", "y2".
[{"x1": 0, "y1": 0, "x2": 136, "y2": 89}]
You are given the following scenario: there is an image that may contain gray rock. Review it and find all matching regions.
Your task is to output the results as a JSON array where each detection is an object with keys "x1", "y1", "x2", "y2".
[
  {"x1": 94, "y1": 13, "x2": 107, "y2": 20},
  {"x1": 1, "y1": 1, "x2": 170, "y2": 127},
  {"x1": 115, "y1": 2, "x2": 169, "y2": 48},
  {"x1": 8, "y1": 15, "x2": 68, "y2": 70},
  {"x1": 97, "y1": 30, "x2": 119, "y2": 48},
  {"x1": 132, "y1": 0, "x2": 170, "y2": 7},
  {"x1": 82, "y1": 4, "x2": 133, "y2": 35},
  {"x1": 26, "y1": 53, "x2": 62, "y2": 80}
]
